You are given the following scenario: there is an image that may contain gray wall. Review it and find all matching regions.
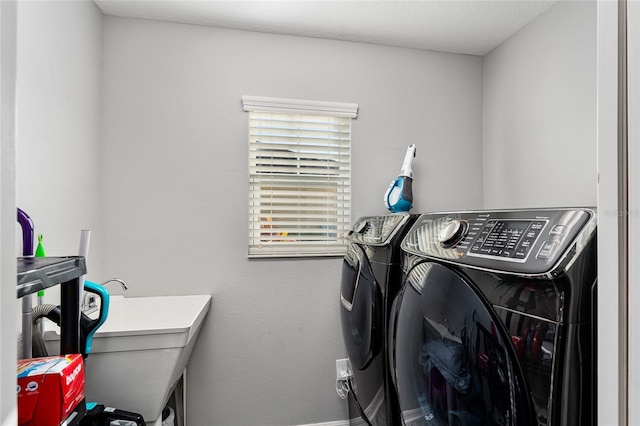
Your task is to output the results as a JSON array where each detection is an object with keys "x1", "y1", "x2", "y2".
[
  {"x1": 100, "y1": 17, "x2": 483, "y2": 425},
  {"x1": 15, "y1": 0, "x2": 105, "y2": 280},
  {"x1": 482, "y1": 0, "x2": 597, "y2": 209}
]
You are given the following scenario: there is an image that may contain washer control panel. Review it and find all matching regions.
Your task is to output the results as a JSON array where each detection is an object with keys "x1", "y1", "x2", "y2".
[
  {"x1": 467, "y1": 219, "x2": 547, "y2": 260},
  {"x1": 401, "y1": 209, "x2": 594, "y2": 274}
]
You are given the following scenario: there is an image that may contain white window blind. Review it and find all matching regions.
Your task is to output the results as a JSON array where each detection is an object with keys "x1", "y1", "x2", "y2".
[{"x1": 243, "y1": 96, "x2": 357, "y2": 257}]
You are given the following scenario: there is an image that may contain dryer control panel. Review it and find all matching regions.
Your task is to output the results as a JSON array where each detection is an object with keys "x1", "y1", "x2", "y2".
[
  {"x1": 401, "y1": 208, "x2": 595, "y2": 275},
  {"x1": 348, "y1": 213, "x2": 414, "y2": 246}
]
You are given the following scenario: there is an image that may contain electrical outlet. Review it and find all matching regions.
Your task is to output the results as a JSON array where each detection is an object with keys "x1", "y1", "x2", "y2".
[{"x1": 336, "y1": 358, "x2": 352, "y2": 380}]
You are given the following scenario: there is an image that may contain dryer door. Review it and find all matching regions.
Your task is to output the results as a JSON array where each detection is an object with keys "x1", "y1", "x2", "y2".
[
  {"x1": 340, "y1": 243, "x2": 381, "y2": 370},
  {"x1": 390, "y1": 262, "x2": 534, "y2": 426}
]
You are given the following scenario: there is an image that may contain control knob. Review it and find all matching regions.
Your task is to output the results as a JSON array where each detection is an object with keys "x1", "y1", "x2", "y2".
[
  {"x1": 353, "y1": 220, "x2": 369, "y2": 234},
  {"x1": 438, "y1": 220, "x2": 467, "y2": 248}
]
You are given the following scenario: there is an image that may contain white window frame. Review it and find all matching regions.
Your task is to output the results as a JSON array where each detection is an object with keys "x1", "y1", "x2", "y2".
[{"x1": 242, "y1": 96, "x2": 358, "y2": 258}]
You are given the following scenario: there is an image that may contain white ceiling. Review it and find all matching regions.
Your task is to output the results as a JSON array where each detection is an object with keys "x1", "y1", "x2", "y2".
[{"x1": 93, "y1": 0, "x2": 559, "y2": 56}]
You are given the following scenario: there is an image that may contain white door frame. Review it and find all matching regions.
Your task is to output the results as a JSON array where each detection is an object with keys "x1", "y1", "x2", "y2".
[
  {"x1": 596, "y1": 1, "x2": 628, "y2": 424},
  {"x1": 0, "y1": 0, "x2": 17, "y2": 424},
  {"x1": 627, "y1": 0, "x2": 640, "y2": 424}
]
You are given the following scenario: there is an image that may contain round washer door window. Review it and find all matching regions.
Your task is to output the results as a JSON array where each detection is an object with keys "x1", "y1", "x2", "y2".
[{"x1": 391, "y1": 262, "x2": 534, "y2": 426}]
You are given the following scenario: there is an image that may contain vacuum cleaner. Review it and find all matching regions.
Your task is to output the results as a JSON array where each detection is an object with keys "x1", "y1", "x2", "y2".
[
  {"x1": 31, "y1": 281, "x2": 145, "y2": 426},
  {"x1": 384, "y1": 144, "x2": 416, "y2": 213}
]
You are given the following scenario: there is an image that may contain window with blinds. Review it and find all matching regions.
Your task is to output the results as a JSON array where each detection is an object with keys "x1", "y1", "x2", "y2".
[{"x1": 242, "y1": 96, "x2": 358, "y2": 257}]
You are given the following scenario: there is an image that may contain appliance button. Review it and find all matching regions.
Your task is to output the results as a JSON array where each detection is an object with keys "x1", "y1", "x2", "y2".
[
  {"x1": 515, "y1": 249, "x2": 527, "y2": 259},
  {"x1": 530, "y1": 221, "x2": 546, "y2": 231},
  {"x1": 549, "y1": 225, "x2": 567, "y2": 236},
  {"x1": 536, "y1": 241, "x2": 558, "y2": 259},
  {"x1": 525, "y1": 230, "x2": 538, "y2": 239},
  {"x1": 519, "y1": 239, "x2": 534, "y2": 249}
]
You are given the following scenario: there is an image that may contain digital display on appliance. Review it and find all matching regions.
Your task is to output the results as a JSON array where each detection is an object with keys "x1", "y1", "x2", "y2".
[
  {"x1": 469, "y1": 219, "x2": 546, "y2": 261},
  {"x1": 481, "y1": 220, "x2": 530, "y2": 247},
  {"x1": 496, "y1": 221, "x2": 530, "y2": 230}
]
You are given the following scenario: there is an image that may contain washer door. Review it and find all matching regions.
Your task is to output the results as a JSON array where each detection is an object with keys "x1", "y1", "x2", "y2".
[
  {"x1": 340, "y1": 243, "x2": 381, "y2": 370},
  {"x1": 390, "y1": 262, "x2": 534, "y2": 426}
]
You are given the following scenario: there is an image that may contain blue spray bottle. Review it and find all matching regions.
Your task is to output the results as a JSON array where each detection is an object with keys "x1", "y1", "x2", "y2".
[{"x1": 384, "y1": 144, "x2": 416, "y2": 213}]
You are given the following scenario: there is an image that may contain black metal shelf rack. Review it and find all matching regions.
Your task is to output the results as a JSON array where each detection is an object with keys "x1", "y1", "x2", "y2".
[{"x1": 17, "y1": 256, "x2": 88, "y2": 426}]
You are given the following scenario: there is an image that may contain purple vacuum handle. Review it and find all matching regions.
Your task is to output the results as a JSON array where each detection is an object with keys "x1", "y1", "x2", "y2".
[{"x1": 17, "y1": 208, "x2": 34, "y2": 256}]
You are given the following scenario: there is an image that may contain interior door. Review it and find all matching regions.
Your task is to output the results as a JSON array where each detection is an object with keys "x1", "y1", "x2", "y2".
[{"x1": 389, "y1": 262, "x2": 534, "y2": 426}]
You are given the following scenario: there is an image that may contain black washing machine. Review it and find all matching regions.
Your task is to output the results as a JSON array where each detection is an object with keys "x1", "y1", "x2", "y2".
[
  {"x1": 340, "y1": 213, "x2": 419, "y2": 425},
  {"x1": 388, "y1": 208, "x2": 597, "y2": 426}
]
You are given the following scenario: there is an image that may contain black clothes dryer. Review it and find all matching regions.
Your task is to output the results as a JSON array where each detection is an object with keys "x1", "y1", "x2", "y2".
[
  {"x1": 389, "y1": 208, "x2": 597, "y2": 426},
  {"x1": 340, "y1": 213, "x2": 419, "y2": 426}
]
